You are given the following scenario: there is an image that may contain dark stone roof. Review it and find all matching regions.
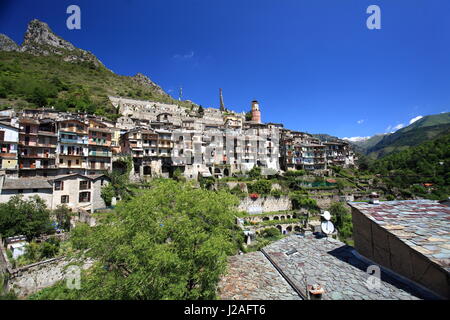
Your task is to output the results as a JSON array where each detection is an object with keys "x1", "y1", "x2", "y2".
[
  {"x1": 349, "y1": 200, "x2": 450, "y2": 273},
  {"x1": 2, "y1": 178, "x2": 52, "y2": 190}
]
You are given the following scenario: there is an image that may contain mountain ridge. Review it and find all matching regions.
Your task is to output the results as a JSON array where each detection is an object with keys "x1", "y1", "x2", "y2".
[
  {"x1": 0, "y1": 19, "x2": 197, "y2": 118},
  {"x1": 347, "y1": 112, "x2": 450, "y2": 159}
]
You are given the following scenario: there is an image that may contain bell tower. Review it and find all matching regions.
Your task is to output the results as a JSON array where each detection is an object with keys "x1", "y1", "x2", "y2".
[
  {"x1": 219, "y1": 88, "x2": 225, "y2": 111},
  {"x1": 251, "y1": 100, "x2": 261, "y2": 123}
]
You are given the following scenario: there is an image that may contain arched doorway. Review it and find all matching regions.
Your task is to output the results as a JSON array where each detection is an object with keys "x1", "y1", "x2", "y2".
[
  {"x1": 276, "y1": 225, "x2": 282, "y2": 233},
  {"x1": 263, "y1": 217, "x2": 270, "y2": 221},
  {"x1": 294, "y1": 226, "x2": 301, "y2": 232},
  {"x1": 273, "y1": 216, "x2": 279, "y2": 220},
  {"x1": 224, "y1": 168, "x2": 230, "y2": 177},
  {"x1": 286, "y1": 226, "x2": 292, "y2": 233}
]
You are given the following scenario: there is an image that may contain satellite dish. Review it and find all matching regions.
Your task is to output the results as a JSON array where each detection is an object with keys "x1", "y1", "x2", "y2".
[
  {"x1": 321, "y1": 211, "x2": 331, "y2": 221},
  {"x1": 321, "y1": 221, "x2": 335, "y2": 235}
]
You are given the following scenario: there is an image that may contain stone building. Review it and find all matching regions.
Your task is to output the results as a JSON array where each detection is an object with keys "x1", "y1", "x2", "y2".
[
  {"x1": 0, "y1": 173, "x2": 109, "y2": 213},
  {"x1": 0, "y1": 96, "x2": 356, "y2": 197},
  {"x1": 280, "y1": 129, "x2": 355, "y2": 172},
  {"x1": 348, "y1": 200, "x2": 450, "y2": 299}
]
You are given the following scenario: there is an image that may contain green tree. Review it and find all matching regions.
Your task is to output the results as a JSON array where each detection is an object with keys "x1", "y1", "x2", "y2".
[
  {"x1": 0, "y1": 195, "x2": 53, "y2": 241},
  {"x1": 248, "y1": 166, "x2": 262, "y2": 180},
  {"x1": 248, "y1": 179, "x2": 272, "y2": 196},
  {"x1": 53, "y1": 205, "x2": 73, "y2": 231},
  {"x1": 289, "y1": 192, "x2": 319, "y2": 212},
  {"x1": 329, "y1": 202, "x2": 353, "y2": 241},
  {"x1": 48, "y1": 180, "x2": 243, "y2": 299}
]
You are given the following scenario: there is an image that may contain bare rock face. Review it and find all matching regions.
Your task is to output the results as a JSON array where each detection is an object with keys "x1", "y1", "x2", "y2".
[
  {"x1": 0, "y1": 34, "x2": 19, "y2": 51},
  {"x1": 19, "y1": 19, "x2": 104, "y2": 68},
  {"x1": 21, "y1": 19, "x2": 75, "y2": 51},
  {"x1": 131, "y1": 73, "x2": 169, "y2": 96}
]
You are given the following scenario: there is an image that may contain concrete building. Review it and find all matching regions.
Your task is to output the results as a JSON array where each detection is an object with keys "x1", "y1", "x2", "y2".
[
  {"x1": 0, "y1": 97, "x2": 355, "y2": 184},
  {"x1": 0, "y1": 173, "x2": 110, "y2": 213},
  {"x1": 280, "y1": 130, "x2": 354, "y2": 172},
  {"x1": 57, "y1": 119, "x2": 89, "y2": 175},
  {"x1": 348, "y1": 200, "x2": 450, "y2": 299},
  {"x1": 18, "y1": 117, "x2": 58, "y2": 178},
  {"x1": 0, "y1": 120, "x2": 19, "y2": 175}
]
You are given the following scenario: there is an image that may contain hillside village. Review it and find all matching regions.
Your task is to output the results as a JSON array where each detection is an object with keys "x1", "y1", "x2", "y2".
[
  {"x1": 0, "y1": 96, "x2": 356, "y2": 213},
  {"x1": 0, "y1": 18, "x2": 448, "y2": 302}
]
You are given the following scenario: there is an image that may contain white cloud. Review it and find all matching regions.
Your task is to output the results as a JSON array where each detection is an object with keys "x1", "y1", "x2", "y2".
[
  {"x1": 173, "y1": 51, "x2": 194, "y2": 60},
  {"x1": 409, "y1": 115, "x2": 423, "y2": 124},
  {"x1": 385, "y1": 123, "x2": 404, "y2": 133},
  {"x1": 343, "y1": 136, "x2": 370, "y2": 142},
  {"x1": 357, "y1": 119, "x2": 364, "y2": 124}
]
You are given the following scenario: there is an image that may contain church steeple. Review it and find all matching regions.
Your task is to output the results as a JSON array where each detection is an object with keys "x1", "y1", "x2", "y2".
[{"x1": 219, "y1": 88, "x2": 225, "y2": 111}]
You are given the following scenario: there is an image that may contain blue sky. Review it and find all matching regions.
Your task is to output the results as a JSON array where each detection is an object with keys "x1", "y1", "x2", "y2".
[{"x1": 1, "y1": 0, "x2": 449, "y2": 139}]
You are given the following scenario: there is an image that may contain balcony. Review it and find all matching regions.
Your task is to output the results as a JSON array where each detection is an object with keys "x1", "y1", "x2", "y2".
[
  {"x1": 60, "y1": 138, "x2": 88, "y2": 145},
  {"x1": 89, "y1": 139, "x2": 111, "y2": 146},
  {"x1": 60, "y1": 128, "x2": 88, "y2": 135},
  {"x1": 38, "y1": 130, "x2": 57, "y2": 137},
  {"x1": 89, "y1": 164, "x2": 109, "y2": 170},
  {"x1": 0, "y1": 152, "x2": 17, "y2": 158},
  {"x1": 20, "y1": 153, "x2": 56, "y2": 159},
  {"x1": 60, "y1": 153, "x2": 87, "y2": 157},
  {"x1": 89, "y1": 151, "x2": 112, "y2": 157},
  {"x1": 19, "y1": 164, "x2": 57, "y2": 169}
]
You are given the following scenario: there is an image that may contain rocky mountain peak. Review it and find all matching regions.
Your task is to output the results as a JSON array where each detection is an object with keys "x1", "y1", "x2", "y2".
[
  {"x1": 131, "y1": 73, "x2": 168, "y2": 97},
  {"x1": 8, "y1": 19, "x2": 104, "y2": 69},
  {"x1": 0, "y1": 34, "x2": 19, "y2": 51},
  {"x1": 21, "y1": 19, "x2": 76, "y2": 52}
]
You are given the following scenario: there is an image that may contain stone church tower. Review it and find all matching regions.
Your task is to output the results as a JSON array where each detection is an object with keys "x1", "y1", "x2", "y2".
[{"x1": 251, "y1": 100, "x2": 261, "y2": 123}]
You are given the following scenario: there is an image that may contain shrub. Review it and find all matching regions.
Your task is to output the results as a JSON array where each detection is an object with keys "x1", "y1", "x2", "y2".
[
  {"x1": 270, "y1": 189, "x2": 283, "y2": 198},
  {"x1": 260, "y1": 227, "x2": 281, "y2": 239},
  {"x1": 248, "y1": 180, "x2": 272, "y2": 196}
]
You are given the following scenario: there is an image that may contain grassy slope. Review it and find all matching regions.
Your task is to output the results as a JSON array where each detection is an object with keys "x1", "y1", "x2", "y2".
[
  {"x1": 366, "y1": 113, "x2": 450, "y2": 159},
  {"x1": 0, "y1": 51, "x2": 196, "y2": 119}
]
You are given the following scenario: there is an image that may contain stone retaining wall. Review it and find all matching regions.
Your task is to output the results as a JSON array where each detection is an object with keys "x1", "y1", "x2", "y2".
[
  {"x1": 238, "y1": 196, "x2": 292, "y2": 213},
  {"x1": 6, "y1": 256, "x2": 93, "y2": 297}
]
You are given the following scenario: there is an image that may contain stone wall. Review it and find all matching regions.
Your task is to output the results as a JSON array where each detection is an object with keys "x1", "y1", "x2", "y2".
[
  {"x1": 238, "y1": 196, "x2": 292, "y2": 213},
  {"x1": 7, "y1": 257, "x2": 93, "y2": 297}
]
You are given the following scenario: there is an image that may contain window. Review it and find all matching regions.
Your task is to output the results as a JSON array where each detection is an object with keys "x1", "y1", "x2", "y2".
[
  {"x1": 18, "y1": 189, "x2": 23, "y2": 194},
  {"x1": 79, "y1": 192, "x2": 91, "y2": 203},
  {"x1": 79, "y1": 180, "x2": 91, "y2": 190},
  {"x1": 61, "y1": 195, "x2": 69, "y2": 203},
  {"x1": 55, "y1": 181, "x2": 64, "y2": 191},
  {"x1": 32, "y1": 189, "x2": 38, "y2": 193}
]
